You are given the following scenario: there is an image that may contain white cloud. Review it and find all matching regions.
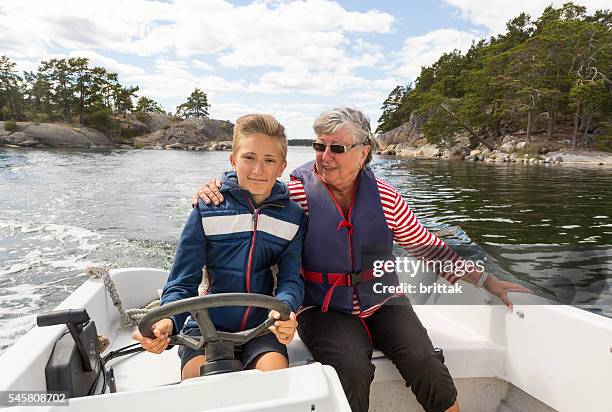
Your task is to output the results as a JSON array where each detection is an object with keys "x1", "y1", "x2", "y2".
[
  {"x1": 127, "y1": 58, "x2": 245, "y2": 105},
  {"x1": 0, "y1": 0, "x2": 396, "y2": 107},
  {"x1": 68, "y1": 51, "x2": 145, "y2": 76},
  {"x1": 391, "y1": 29, "x2": 480, "y2": 80},
  {"x1": 443, "y1": 0, "x2": 610, "y2": 34},
  {"x1": 0, "y1": 0, "x2": 174, "y2": 58},
  {"x1": 191, "y1": 59, "x2": 214, "y2": 71},
  {"x1": 251, "y1": 68, "x2": 371, "y2": 96},
  {"x1": 211, "y1": 101, "x2": 318, "y2": 138},
  {"x1": 0, "y1": 0, "x2": 393, "y2": 69}
]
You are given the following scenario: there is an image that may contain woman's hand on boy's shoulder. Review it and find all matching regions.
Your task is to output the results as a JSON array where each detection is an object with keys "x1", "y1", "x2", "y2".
[
  {"x1": 268, "y1": 310, "x2": 297, "y2": 346},
  {"x1": 192, "y1": 178, "x2": 224, "y2": 206},
  {"x1": 132, "y1": 318, "x2": 173, "y2": 354}
]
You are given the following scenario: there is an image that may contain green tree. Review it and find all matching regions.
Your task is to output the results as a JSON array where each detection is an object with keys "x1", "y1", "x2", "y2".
[
  {"x1": 176, "y1": 88, "x2": 210, "y2": 118},
  {"x1": 376, "y1": 85, "x2": 409, "y2": 133},
  {"x1": 39, "y1": 58, "x2": 75, "y2": 122},
  {"x1": 135, "y1": 96, "x2": 164, "y2": 113},
  {"x1": 68, "y1": 57, "x2": 91, "y2": 124},
  {"x1": 113, "y1": 85, "x2": 139, "y2": 117},
  {"x1": 23, "y1": 70, "x2": 54, "y2": 121},
  {"x1": 0, "y1": 55, "x2": 23, "y2": 120}
]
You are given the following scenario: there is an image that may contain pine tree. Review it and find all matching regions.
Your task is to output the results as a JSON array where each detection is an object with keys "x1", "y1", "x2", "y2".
[
  {"x1": 176, "y1": 88, "x2": 210, "y2": 118},
  {"x1": 0, "y1": 55, "x2": 23, "y2": 120}
]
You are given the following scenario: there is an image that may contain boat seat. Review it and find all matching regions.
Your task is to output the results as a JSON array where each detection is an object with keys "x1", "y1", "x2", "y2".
[
  {"x1": 106, "y1": 311, "x2": 503, "y2": 393},
  {"x1": 288, "y1": 320, "x2": 504, "y2": 383}
]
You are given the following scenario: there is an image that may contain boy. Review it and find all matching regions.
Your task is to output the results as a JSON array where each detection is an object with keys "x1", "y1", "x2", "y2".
[{"x1": 133, "y1": 114, "x2": 305, "y2": 380}]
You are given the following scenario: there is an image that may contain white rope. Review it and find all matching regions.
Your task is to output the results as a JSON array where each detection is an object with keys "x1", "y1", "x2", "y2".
[{"x1": 86, "y1": 266, "x2": 161, "y2": 328}]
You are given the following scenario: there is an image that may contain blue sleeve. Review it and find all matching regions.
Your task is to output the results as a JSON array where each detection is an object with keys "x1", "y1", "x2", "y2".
[
  {"x1": 161, "y1": 206, "x2": 206, "y2": 334},
  {"x1": 274, "y1": 212, "x2": 307, "y2": 313}
]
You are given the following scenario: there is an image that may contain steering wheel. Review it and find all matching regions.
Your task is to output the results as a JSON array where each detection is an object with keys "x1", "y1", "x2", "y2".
[{"x1": 138, "y1": 293, "x2": 291, "y2": 351}]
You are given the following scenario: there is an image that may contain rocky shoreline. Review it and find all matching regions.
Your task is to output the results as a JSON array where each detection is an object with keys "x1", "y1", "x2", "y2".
[
  {"x1": 375, "y1": 114, "x2": 612, "y2": 167},
  {"x1": 0, "y1": 114, "x2": 234, "y2": 152},
  {"x1": 377, "y1": 141, "x2": 612, "y2": 167}
]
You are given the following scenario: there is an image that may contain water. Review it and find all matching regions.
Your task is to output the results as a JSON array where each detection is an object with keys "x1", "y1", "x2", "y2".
[{"x1": 1, "y1": 147, "x2": 610, "y2": 353}]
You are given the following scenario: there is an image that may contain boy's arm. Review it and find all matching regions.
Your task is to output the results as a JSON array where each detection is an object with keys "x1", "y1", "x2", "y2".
[
  {"x1": 273, "y1": 212, "x2": 307, "y2": 313},
  {"x1": 161, "y1": 205, "x2": 207, "y2": 334}
]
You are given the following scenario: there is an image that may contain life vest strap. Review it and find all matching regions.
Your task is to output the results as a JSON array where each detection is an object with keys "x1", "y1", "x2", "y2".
[{"x1": 303, "y1": 269, "x2": 375, "y2": 286}]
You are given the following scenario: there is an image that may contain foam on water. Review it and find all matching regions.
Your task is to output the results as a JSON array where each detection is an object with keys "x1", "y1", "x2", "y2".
[{"x1": 0, "y1": 315, "x2": 36, "y2": 353}]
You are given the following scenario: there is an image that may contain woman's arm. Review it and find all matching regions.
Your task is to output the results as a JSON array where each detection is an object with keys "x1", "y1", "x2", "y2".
[{"x1": 377, "y1": 178, "x2": 529, "y2": 307}]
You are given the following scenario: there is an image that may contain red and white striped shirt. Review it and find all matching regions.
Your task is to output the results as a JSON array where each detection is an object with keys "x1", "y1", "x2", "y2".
[{"x1": 287, "y1": 177, "x2": 467, "y2": 318}]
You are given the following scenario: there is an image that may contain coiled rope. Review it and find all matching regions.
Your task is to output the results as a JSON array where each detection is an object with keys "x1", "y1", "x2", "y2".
[{"x1": 86, "y1": 266, "x2": 161, "y2": 328}]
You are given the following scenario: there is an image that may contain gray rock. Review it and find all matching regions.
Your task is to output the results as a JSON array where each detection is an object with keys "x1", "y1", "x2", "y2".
[
  {"x1": 501, "y1": 135, "x2": 517, "y2": 145},
  {"x1": 27, "y1": 124, "x2": 115, "y2": 148},
  {"x1": 20, "y1": 139, "x2": 41, "y2": 147},
  {"x1": 470, "y1": 149, "x2": 482, "y2": 156},
  {"x1": 516, "y1": 141, "x2": 527, "y2": 149},
  {"x1": 375, "y1": 112, "x2": 427, "y2": 150},
  {"x1": 394, "y1": 142, "x2": 414, "y2": 152},
  {"x1": 499, "y1": 142, "x2": 516, "y2": 154},
  {"x1": 194, "y1": 119, "x2": 233, "y2": 141},
  {"x1": 446, "y1": 147, "x2": 465, "y2": 160},
  {"x1": 397, "y1": 144, "x2": 440, "y2": 158},
  {"x1": 140, "y1": 113, "x2": 174, "y2": 132},
  {"x1": 165, "y1": 143, "x2": 183, "y2": 149},
  {"x1": 131, "y1": 115, "x2": 233, "y2": 150},
  {"x1": 2, "y1": 131, "x2": 30, "y2": 145},
  {"x1": 555, "y1": 156, "x2": 563, "y2": 162},
  {"x1": 117, "y1": 117, "x2": 149, "y2": 136}
]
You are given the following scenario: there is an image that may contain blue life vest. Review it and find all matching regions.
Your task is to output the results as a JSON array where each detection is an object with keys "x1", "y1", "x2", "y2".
[{"x1": 291, "y1": 161, "x2": 399, "y2": 313}]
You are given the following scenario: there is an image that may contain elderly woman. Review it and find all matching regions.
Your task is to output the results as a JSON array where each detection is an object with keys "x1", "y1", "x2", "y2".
[{"x1": 196, "y1": 108, "x2": 528, "y2": 412}]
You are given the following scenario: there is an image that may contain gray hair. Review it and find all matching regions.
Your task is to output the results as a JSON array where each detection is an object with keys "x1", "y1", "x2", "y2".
[{"x1": 313, "y1": 107, "x2": 373, "y2": 166}]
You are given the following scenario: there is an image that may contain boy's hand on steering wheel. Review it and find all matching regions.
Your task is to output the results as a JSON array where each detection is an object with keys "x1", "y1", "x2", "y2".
[
  {"x1": 133, "y1": 318, "x2": 173, "y2": 354},
  {"x1": 268, "y1": 310, "x2": 297, "y2": 345}
]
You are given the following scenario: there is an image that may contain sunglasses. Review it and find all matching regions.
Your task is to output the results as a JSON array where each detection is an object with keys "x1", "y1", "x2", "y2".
[{"x1": 312, "y1": 142, "x2": 363, "y2": 154}]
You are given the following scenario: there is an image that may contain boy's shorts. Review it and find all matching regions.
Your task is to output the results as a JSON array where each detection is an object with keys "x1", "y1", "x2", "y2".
[{"x1": 178, "y1": 327, "x2": 288, "y2": 371}]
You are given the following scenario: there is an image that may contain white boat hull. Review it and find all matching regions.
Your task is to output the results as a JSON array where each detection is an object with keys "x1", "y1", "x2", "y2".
[{"x1": 1, "y1": 268, "x2": 611, "y2": 411}]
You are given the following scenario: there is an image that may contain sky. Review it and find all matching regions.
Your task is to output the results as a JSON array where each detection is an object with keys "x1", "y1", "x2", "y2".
[{"x1": 0, "y1": 0, "x2": 608, "y2": 138}]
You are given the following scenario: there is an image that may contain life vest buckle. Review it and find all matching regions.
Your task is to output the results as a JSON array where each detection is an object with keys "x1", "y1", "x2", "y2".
[{"x1": 348, "y1": 271, "x2": 363, "y2": 286}]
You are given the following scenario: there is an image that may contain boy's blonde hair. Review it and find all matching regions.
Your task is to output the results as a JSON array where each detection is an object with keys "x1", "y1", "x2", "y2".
[{"x1": 232, "y1": 114, "x2": 288, "y2": 159}]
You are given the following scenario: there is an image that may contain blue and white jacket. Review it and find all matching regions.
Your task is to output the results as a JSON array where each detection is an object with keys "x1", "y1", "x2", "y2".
[{"x1": 161, "y1": 171, "x2": 306, "y2": 334}]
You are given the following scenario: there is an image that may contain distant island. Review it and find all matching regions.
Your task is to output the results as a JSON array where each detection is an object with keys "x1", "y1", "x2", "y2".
[
  {"x1": 0, "y1": 54, "x2": 233, "y2": 150},
  {"x1": 288, "y1": 139, "x2": 313, "y2": 146}
]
